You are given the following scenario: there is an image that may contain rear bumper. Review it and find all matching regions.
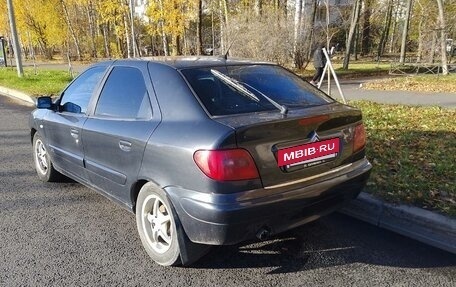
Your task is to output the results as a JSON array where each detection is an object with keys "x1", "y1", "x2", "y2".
[{"x1": 166, "y1": 157, "x2": 372, "y2": 245}]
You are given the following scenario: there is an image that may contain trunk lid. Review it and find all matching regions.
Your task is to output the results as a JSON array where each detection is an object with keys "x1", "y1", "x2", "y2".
[{"x1": 213, "y1": 103, "x2": 363, "y2": 187}]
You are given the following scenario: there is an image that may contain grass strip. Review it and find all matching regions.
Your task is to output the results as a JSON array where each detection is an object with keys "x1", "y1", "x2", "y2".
[
  {"x1": 0, "y1": 68, "x2": 73, "y2": 96},
  {"x1": 364, "y1": 74, "x2": 456, "y2": 93},
  {"x1": 353, "y1": 101, "x2": 456, "y2": 216},
  {"x1": 296, "y1": 62, "x2": 391, "y2": 79}
]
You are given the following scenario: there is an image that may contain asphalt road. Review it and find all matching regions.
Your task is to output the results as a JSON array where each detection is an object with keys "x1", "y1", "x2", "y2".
[
  {"x1": 1, "y1": 95, "x2": 455, "y2": 287},
  {"x1": 325, "y1": 80, "x2": 456, "y2": 109}
]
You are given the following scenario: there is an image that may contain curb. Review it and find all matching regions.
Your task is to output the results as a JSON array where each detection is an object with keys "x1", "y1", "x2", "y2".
[
  {"x1": 340, "y1": 192, "x2": 456, "y2": 254},
  {"x1": 0, "y1": 86, "x2": 35, "y2": 106}
]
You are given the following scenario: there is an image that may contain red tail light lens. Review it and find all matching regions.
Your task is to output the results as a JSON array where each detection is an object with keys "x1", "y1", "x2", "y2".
[
  {"x1": 353, "y1": 124, "x2": 366, "y2": 152},
  {"x1": 193, "y1": 149, "x2": 260, "y2": 181}
]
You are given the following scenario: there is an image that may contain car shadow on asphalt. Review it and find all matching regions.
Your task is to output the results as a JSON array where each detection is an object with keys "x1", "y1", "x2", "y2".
[{"x1": 191, "y1": 213, "x2": 456, "y2": 273}]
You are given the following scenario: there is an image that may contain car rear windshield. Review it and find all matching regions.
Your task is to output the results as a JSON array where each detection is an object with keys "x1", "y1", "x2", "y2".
[{"x1": 181, "y1": 64, "x2": 334, "y2": 116}]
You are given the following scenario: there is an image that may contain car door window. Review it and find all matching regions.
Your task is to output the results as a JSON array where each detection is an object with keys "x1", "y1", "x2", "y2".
[
  {"x1": 60, "y1": 66, "x2": 106, "y2": 114},
  {"x1": 94, "y1": 66, "x2": 152, "y2": 119}
]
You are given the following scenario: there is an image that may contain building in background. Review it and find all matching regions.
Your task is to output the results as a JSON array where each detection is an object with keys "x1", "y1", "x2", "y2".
[
  {"x1": 134, "y1": 0, "x2": 149, "y2": 20},
  {"x1": 311, "y1": 0, "x2": 352, "y2": 25}
]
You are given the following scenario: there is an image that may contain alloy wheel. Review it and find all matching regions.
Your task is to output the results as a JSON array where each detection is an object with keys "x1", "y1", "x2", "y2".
[{"x1": 141, "y1": 194, "x2": 173, "y2": 254}]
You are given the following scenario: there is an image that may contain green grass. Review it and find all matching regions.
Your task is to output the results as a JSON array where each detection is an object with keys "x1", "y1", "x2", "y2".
[
  {"x1": 364, "y1": 74, "x2": 456, "y2": 93},
  {"x1": 0, "y1": 67, "x2": 74, "y2": 96},
  {"x1": 353, "y1": 101, "x2": 456, "y2": 216},
  {"x1": 334, "y1": 62, "x2": 391, "y2": 77},
  {"x1": 296, "y1": 62, "x2": 391, "y2": 79}
]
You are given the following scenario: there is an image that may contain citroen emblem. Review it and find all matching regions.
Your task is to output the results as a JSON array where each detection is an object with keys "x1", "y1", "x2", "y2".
[{"x1": 309, "y1": 131, "x2": 320, "y2": 142}]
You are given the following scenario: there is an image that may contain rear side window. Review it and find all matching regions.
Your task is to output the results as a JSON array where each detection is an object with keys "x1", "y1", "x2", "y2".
[
  {"x1": 95, "y1": 66, "x2": 152, "y2": 119},
  {"x1": 60, "y1": 66, "x2": 106, "y2": 114},
  {"x1": 181, "y1": 65, "x2": 333, "y2": 116}
]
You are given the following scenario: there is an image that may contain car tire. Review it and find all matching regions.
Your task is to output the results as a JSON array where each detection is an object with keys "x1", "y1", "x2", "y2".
[
  {"x1": 32, "y1": 133, "x2": 63, "y2": 182},
  {"x1": 136, "y1": 183, "x2": 181, "y2": 266}
]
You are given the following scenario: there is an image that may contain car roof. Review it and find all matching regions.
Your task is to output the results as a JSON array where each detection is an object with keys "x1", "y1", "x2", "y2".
[
  {"x1": 140, "y1": 56, "x2": 273, "y2": 69},
  {"x1": 90, "y1": 57, "x2": 274, "y2": 70}
]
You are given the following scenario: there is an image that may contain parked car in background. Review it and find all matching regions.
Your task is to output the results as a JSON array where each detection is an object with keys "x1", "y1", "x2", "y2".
[{"x1": 30, "y1": 57, "x2": 371, "y2": 266}]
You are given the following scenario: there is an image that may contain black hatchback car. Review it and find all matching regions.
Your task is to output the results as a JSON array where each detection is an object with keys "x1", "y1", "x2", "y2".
[{"x1": 30, "y1": 57, "x2": 371, "y2": 266}]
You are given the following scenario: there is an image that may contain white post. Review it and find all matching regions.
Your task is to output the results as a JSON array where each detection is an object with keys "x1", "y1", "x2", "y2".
[
  {"x1": 6, "y1": 0, "x2": 23, "y2": 77},
  {"x1": 321, "y1": 47, "x2": 347, "y2": 104},
  {"x1": 317, "y1": 62, "x2": 328, "y2": 88}
]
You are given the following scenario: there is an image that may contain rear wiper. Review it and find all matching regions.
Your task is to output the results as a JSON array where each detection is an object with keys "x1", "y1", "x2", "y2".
[
  {"x1": 210, "y1": 69, "x2": 259, "y2": 102},
  {"x1": 241, "y1": 82, "x2": 288, "y2": 115},
  {"x1": 210, "y1": 69, "x2": 288, "y2": 115}
]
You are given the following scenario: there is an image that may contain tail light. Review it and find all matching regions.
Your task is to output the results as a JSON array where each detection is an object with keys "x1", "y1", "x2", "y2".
[
  {"x1": 193, "y1": 149, "x2": 260, "y2": 181},
  {"x1": 353, "y1": 124, "x2": 366, "y2": 152}
]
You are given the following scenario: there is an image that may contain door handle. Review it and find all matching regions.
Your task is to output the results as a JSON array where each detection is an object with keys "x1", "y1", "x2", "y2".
[
  {"x1": 70, "y1": 128, "x2": 79, "y2": 139},
  {"x1": 119, "y1": 140, "x2": 132, "y2": 152}
]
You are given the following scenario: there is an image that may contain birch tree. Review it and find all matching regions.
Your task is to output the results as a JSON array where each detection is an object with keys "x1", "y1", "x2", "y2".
[
  {"x1": 399, "y1": 0, "x2": 413, "y2": 63},
  {"x1": 196, "y1": 0, "x2": 203, "y2": 54},
  {"x1": 60, "y1": 0, "x2": 82, "y2": 61},
  {"x1": 361, "y1": 0, "x2": 372, "y2": 55},
  {"x1": 15, "y1": 0, "x2": 66, "y2": 59},
  {"x1": 293, "y1": 0, "x2": 302, "y2": 68},
  {"x1": 436, "y1": 0, "x2": 448, "y2": 75},
  {"x1": 343, "y1": 0, "x2": 362, "y2": 69},
  {"x1": 377, "y1": 0, "x2": 393, "y2": 59}
]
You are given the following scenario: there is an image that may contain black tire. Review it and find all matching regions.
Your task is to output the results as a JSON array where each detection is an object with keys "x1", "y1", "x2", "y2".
[
  {"x1": 32, "y1": 133, "x2": 63, "y2": 182},
  {"x1": 136, "y1": 183, "x2": 181, "y2": 266}
]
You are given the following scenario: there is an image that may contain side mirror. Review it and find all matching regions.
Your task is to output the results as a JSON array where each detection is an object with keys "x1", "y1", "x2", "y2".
[
  {"x1": 61, "y1": 102, "x2": 82, "y2": 114},
  {"x1": 36, "y1": 96, "x2": 53, "y2": 109}
]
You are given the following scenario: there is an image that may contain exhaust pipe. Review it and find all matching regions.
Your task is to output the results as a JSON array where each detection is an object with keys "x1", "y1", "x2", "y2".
[{"x1": 256, "y1": 227, "x2": 271, "y2": 241}]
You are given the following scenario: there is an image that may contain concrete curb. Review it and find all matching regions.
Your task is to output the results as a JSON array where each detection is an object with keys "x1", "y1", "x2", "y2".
[
  {"x1": 0, "y1": 86, "x2": 35, "y2": 106},
  {"x1": 340, "y1": 192, "x2": 456, "y2": 254}
]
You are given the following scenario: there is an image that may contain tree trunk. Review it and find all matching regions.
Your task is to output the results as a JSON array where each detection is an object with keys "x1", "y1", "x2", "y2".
[
  {"x1": 343, "y1": 0, "x2": 361, "y2": 69},
  {"x1": 219, "y1": 0, "x2": 225, "y2": 53},
  {"x1": 116, "y1": 33, "x2": 123, "y2": 57},
  {"x1": 279, "y1": 0, "x2": 287, "y2": 16},
  {"x1": 377, "y1": 0, "x2": 393, "y2": 60},
  {"x1": 103, "y1": 24, "x2": 111, "y2": 58},
  {"x1": 254, "y1": 0, "x2": 262, "y2": 16},
  {"x1": 293, "y1": 0, "x2": 302, "y2": 68},
  {"x1": 157, "y1": 0, "x2": 168, "y2": 56},
  {"x1": 436, "y1": 0, "x2": 448, "y2": 75},
  {"x1": 196, "y1": 0, "x2": 203, "y2": 55},
  {"x1": 274, "y1": 0, "x2": 284, "y2": 22},
  {"x1": 129, "y1": 0, "x2": 138, "y2": 57},
  {"x1": 399, "y1": 0, "x2": 413, "y2": 64},
  {"x1": 305, "y1": 0, "x2": 318, "y2": 60},
  {"x1": 211, "y1": 12, "x2": 215, "y2": 55},
  {"x1": 354, "y1": 19, "x2": 360, "y2": 60},
  {"x1": 361, "y1": 0, "x2": 372, "y2": 56},
  {"x1": 389, "y1": 3, "x2": 399, "y2": 53},
  {"x1": 170, "y1": 35, "x2": 179, "y2": 56},
  {"x1": 60, "y1": 0, "x2": 81, "y2": 61},
  {"x1": 325, "y1": 0, "x2": 330, "y2": 48},
  {"x1": 218, "y1": 0, "x2": 229, "y2": 55},
  {"x1": 161, "y1": 28, "x2": 168, "y2": 56},
  {"x1": 123, "y1": 14, "x2": 131, "y2": 58},
  {"x1": 416, "y1": 12, "x2": 424, "y2": 63},
  {"x1": 430, "y1": 31, "x2": 437, "y2": 64},
  {"x1": 222, "y1": 0, "x2": 229, "y2": 53},
  {"x1": 87, "y1": 1, "x2": 97, "y2": 58}
]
